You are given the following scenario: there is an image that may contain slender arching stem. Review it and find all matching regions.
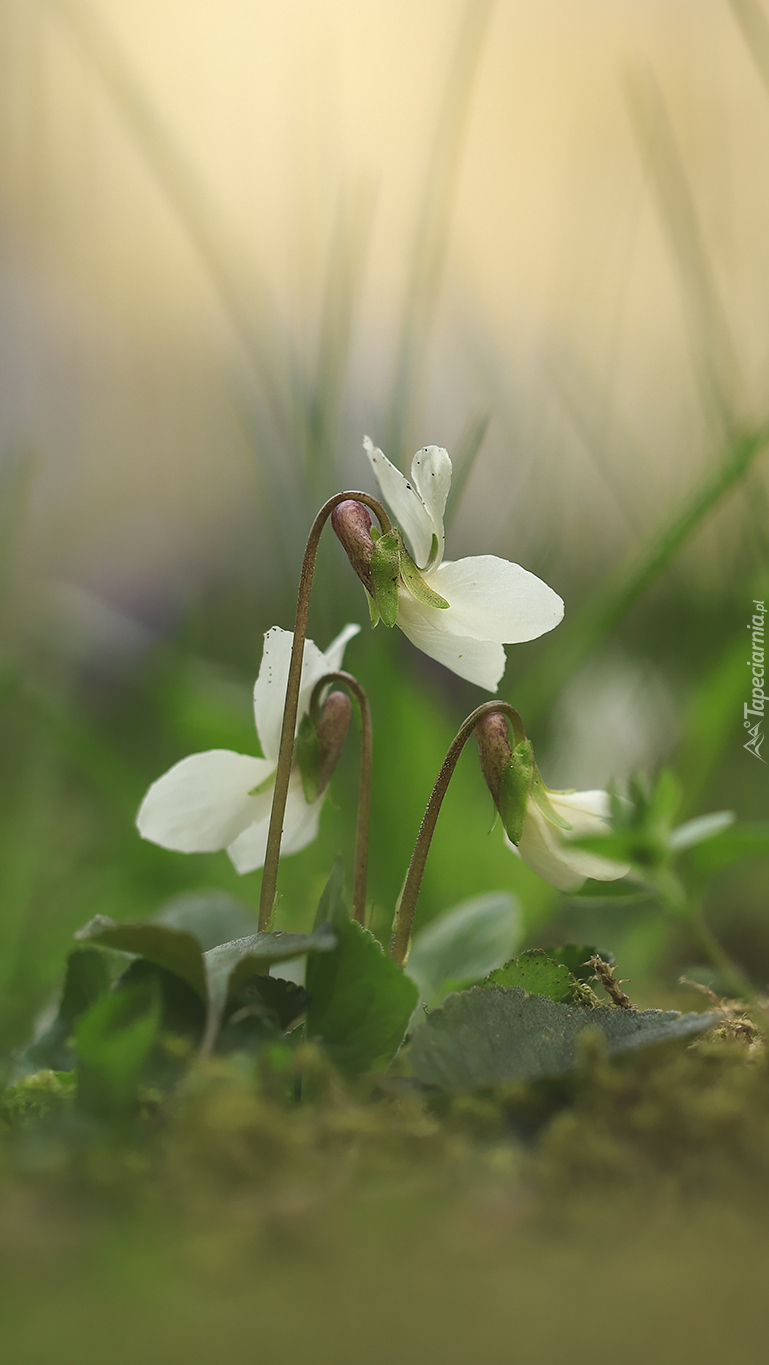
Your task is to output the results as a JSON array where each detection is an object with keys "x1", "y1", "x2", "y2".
[
  {"x1": 389, "y1": 701, "x2": 526, "y2": 965},
  {"x1": 309, "y1": 670, "x2": 373, "y2": 926},
  {"x1": 258, "y1": 491, "x2": 391, "y2": 930}
]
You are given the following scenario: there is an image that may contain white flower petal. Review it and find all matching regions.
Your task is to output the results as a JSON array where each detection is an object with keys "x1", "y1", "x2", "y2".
[
  {"x1": 136, "y1": 750, "x2": 275, "y2": 854},
  {"x1": 397, "y1": 595, "x2": 506, "y2": 690},
  {"x1": 296, "y1": 622, "x2": 360, "y2": 722},
  {"x1": 364, "y1": 435, "x2": 434, "y2": 568},
  {"x1": 546, "y1": 789, "x2": 613, "y2": 827},
  {"x1": 511, "y1": 794, "x2": 630, "y2": 892},
  {"x1": 424, "y1": 556, "x2": 564, "y2": 643},
  {"x1": 410, "y1": 445, "x2": 451, "y2": 566},
  {"x1": 253, "y1": 627, "x2": 294, "y2": 763},
  {"x1": 226, "y1": 773, "x2": 323, "y2": 873},
  {"x1": 254, "y1": 624, "x2": 360, "y2": 763},
  {"x1": 319, "y1": 621, "x2": 361, "y2": 676}
]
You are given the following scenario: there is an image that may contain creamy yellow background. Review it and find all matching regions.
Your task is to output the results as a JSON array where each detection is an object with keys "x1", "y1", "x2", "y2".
[{"x1": 1, "y1": 0, "x2": 767, "y2": 616}]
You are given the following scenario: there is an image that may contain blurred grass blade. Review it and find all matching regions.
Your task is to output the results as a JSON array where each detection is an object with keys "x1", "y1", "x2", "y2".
[
  {"x1": 548, "y1": 351, "x2": 647, "y2": 536},
  {"x1": 386, "y1": 0, "x2": 495, "y2": 459},
  {"x1": 301, "y1": 181, "x2": 376, "y2": 502},
  {"x1": 512, "y1": 422, "x2": 769, "y2": 721},
  {"x1": 444, "y1": 412, "x2": 490, "y2": 529},
  {"x1": 0, "y1": 447, "x2": 38, "y2": 607},
  {"x1": 47, "y1": 0, "x2": 290, "y2": 438},
  {"x1": 673, "y1": 591, "x2": 768, "y2": 815},
  {"x1": 730, "y1": 0, "x2": 769, "y2": 94},
  {"x1": 624, "y1": 66, "x2": 741, "y2": 434},
  {"x1": 0, "y1": 736, "x2": 61, "y2": 1048},
  {"x1": 23, "y1": 680, "x2": 143, "y2": 814}
]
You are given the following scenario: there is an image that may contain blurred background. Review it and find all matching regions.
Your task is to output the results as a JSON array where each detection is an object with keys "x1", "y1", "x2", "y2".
[{"x1": 1, "y1": 0, "x2": 768, "y2": 1051}]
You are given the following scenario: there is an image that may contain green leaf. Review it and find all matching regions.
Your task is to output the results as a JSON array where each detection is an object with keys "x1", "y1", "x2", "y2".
[
  {"x1": 572, "y1": 877, "x2": 651, "y2": 902},
  {"x1": 152, "y1": 890, "x2": 257, "y2": 950},
  {"x1": 236, "y1": 976, "x2": 309, "y2": 1032},
  {"x1": 483, "y1": 949, "x2": 576, "y2": 1003},
  {"x1": 13, "y1": 948, "x2": 111, "y2": 1077},
  {"x1": 668, "y1": 810, "x2": 736, "y2": 852},
  {"x1": 544, "y1": 944, "x2": 613, "y2": 983},
  {"x1": 369, "y1": 530, "x2": 401, "y2": 628},
  {"x1": 116, "y1": 959, "x2": 206, "y2": 1050},
  {"x1": 406, "y1": 892, "x2": 521, "y2": 1005},
  {"x1": 217, "y1": 977, "x2": 309, "y2": 1054},
  {"x1": 75, "y1": 913, "x2": 337, "y2": 1050},
  {"x1": 74, "y1": 917, "x2": 208, "y2": 999},
  {"x1": 203, "y1": 927, "x2": 337, "y2": 1040},
  {"x1": 306, "y1": 918, "x2": 418, "y2": 1077},
  {"x1": 312, "y1": 856, "x2": 349, "y2": 931},
  {"x1": 74, "y1": 982, "x2": 161, "y2": 1122},
  {"x1": 295, "y1": 711, "x2": 323, "y2": 803},
  {"x1": 409, "y1": 985, "x2": 718, "y2": 1089},
  {"x1": 680, "y1": 822, "x2": 769, "y2": 886}
]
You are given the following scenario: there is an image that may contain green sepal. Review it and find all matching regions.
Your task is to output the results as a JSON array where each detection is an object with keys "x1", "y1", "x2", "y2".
[
  {"x1": 497, "y1": 739, "x2": 535, "y2": 844},
  {"x1": 248, "y1": 772, "x2": 275, "y2": 797},
  {"x1": 295, "y1": 711, "x2": 323, "y2": 803},
  {"x1": 367, "y1": 591, "x2": 380, "y2": 627},
  {"x1": 529, "y1": 769, "x2": 573, "y2": 831},
  {"x1": 369, "y1": 530, "x2": 401, "y2": 628},
  {"x1": 398, "y1": 537, "x2": 449, "y2": 610}
]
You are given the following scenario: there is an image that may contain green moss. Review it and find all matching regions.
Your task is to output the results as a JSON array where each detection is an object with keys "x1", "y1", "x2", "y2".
[
  {"x1": 537, "y1": 1035, "x2": 769, "y2": 1209},
  {"x1": 0, "y1": 1070, "x2": 75, "y2": 1128}
]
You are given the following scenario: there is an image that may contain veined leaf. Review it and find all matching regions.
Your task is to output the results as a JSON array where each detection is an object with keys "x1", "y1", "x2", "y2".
[
  {"x1": 410, "y1": 985, "x2": 717, "y2": 1089},
  {"x1": 306, "y1": 918, "x2": 418, "y2": 1077}
]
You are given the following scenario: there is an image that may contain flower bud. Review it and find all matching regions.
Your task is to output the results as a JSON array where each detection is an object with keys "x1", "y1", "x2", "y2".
[
  {"x1": 331, "y1": 501, "x2": 376, "y2": 594},
  {"x1": 296, "y1": 690, "x2": 353, "y2": 803},
  {"x1": 475, "y1": 712, "x2": 513, "y2": 809},
  {"x1": 475, "y1": 712, "x2": 535, "y2": 846},
  {"x1": 315, "y1": 690, "x2": 353, "y2": 796}
]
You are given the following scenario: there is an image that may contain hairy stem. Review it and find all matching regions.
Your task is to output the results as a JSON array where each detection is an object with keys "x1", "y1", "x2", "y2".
[
  {"x1": 390, "y1": 701, "x2": 526, "y2": 966},
  {"x1": 310, "y1": 671, "x2": 373, "y2": 926},
  {"x1": 258, "y1": 492, "x2": 390, "y2": 930}
]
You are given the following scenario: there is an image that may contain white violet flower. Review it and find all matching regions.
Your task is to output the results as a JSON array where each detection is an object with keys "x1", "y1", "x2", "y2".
[
  {"x1": 361, "y1": 436, "x2": 564, "y2": 691},
  {"x1": 507, "y1": 788, "x2": 631, "y2": 893},
  {"x1": 136, "y1": 623, "x2": 360, "y2": 873}
]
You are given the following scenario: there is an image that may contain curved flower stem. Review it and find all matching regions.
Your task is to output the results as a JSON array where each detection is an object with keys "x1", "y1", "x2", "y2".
[
  {"x1": 258, "y1": 491, "x2": 391, "y2": 930},
  {"x1": 685, "y1": 906, "x2": 754, "y2": 1003},
  {"x1": 310, "y1": 670, "x2": 373, "y2": 926},
  {"x1": 654, "y1": 872, "x2": 754, "y2": 1003},
  {"x1": 389, "y1": 701, "x2": 526, "y2": 965}
]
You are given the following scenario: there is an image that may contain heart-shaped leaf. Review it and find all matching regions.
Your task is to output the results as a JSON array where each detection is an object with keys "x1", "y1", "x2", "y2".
[
  {"x1": 12, "y1": 948, "x2": 111, "y2": 1078},
  {"x1": 151, "y1": 890, "x2": 258, "y2": 950},
  {"x1": 75, "y1": 917, "x2": 207, "y2": 998},
  {"x1": 74, "y1": 914, "x2": 337, "y2": 1052},
  {"x1": 410, "y1": 985, "x2": 717, "y2": 1089},
  {"x1": 74, "y1": 981, "x2": 161, "y2": 1122},
  {"x1": 203, "y1": 927, "x2": 337, "y2": 1044},
  {"x1": 483, "y1": 950, "x2": 576, "y2": 1003},
  {"x1": 306, "y1": 918, "x2": 418, "y2": 1077},
  {"x1": 406, "y1": 892, "x2": 521, "y2": 1006}
]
